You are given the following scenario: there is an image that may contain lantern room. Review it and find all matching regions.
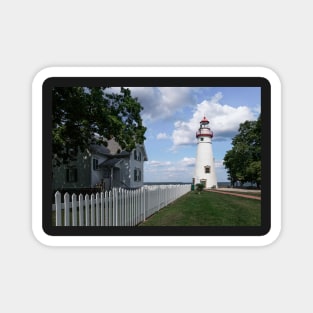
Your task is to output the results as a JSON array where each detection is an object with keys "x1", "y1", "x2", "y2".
[{"x1": 196, "y1": 116, "x2": 213, "y2": 138}]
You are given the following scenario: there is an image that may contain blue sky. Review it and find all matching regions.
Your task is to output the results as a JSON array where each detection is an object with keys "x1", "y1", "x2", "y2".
[{"x1": 127, "y1": 87, "x2": 261, "y2": 183}]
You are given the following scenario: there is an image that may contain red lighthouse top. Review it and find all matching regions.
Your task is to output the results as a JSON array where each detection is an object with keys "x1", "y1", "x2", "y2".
[
  {"x1": 201, "y1": 116, "x2": 209, "y2": 123},
  {"x1": 196, "y1": 116, "x2": 213, "y2": 138}
]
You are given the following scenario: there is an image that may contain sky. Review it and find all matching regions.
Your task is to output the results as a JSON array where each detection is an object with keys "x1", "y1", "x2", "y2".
[{"x1": 123, "y1": 87, "x2": 261, "y2": 183}]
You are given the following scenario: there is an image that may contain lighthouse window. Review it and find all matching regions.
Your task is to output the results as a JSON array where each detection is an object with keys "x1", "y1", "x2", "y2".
[
  {"x1": 205, "y1": 166, "x2": 211, "y2": 173},
  {"x1": 200, "y1": 138, "x2": 204, "y2": 141}
]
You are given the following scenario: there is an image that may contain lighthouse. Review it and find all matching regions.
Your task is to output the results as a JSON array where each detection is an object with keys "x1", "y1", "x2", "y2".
[{"x1": 193, "y1": 116, "x2": 218, "y2": 189}]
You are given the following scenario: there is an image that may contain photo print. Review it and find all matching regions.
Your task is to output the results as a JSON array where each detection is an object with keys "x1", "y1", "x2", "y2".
[{"x1": 32, "y1": 67, "x2": 281, "y2": 246}]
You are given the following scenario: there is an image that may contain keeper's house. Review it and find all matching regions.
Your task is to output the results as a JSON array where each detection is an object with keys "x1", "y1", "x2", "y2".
[{"x1": 52, "y1": 139, "x2": 148, "y2": 191}]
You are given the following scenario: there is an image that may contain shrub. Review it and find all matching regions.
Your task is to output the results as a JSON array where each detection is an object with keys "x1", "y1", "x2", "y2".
[{"x1": 195, "y1": 183, "x2": 204, "y2": 193}]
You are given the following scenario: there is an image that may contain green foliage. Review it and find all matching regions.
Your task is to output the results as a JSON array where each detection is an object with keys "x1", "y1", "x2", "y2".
[
  {"x1": 52, "y1": 87, "x2": 146, "y2": 165},
  {"x1": 223, "y1": 115, "x2": 261, "y2": 187},
  {"x1": 195, "y1": 183, "x2": 204, "y2": 193}
]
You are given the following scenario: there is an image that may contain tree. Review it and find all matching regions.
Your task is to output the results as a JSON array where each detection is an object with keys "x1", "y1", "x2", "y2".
[
  {"x1": 246, "y1": 160, "x2": 261, "y2": 188},
  {"x1": 223, "y1": 115, "x2": 261, "y2": 187},
  {"x1": 52, "y1": 87, "x2": 146, "y2": 165}
]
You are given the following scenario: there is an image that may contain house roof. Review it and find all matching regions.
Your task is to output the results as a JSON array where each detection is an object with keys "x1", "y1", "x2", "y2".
[
  {"x1": 89, "y1": 144, "x2": 111, "y2": 155},
  {"x1": 136, "y1": 143, "x2": 148, "y2": 161},
  {"x1": 98, "y1": 158, "x2": 122, "y2": 168},
  {"x1": 117, "y1": 150, "x2": 130, "y2": 157},
  {"x1": 90, "y1": 139, "x2": 147, "y2": 161}
]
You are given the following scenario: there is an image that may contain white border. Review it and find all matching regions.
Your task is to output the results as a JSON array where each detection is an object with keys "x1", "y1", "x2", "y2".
[{"x1": 32, "y1": 67, "x2": 281, "y2": 247}]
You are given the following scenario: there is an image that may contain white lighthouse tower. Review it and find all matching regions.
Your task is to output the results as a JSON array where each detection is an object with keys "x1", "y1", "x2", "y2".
[{"x1": 193, "y1": 116, "x2": 218, "y2": 189}]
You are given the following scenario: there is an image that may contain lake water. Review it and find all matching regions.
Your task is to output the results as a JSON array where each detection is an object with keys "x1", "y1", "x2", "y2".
[{"x1": 144, "y1": 181, "x2": 231, "y2": 187}]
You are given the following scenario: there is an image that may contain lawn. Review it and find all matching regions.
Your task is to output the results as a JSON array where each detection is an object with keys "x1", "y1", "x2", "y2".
[{"x1": 139, "y1": 191, "x2": 261, "y2": 226}]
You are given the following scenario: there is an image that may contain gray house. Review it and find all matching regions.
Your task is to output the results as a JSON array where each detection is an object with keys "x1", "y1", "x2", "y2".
[{"x1": 52, "y1": 139, "x2": 148, "y2": 191}]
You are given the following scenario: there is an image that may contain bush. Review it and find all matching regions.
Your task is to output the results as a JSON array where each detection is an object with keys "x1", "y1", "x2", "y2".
[{"x1": 195, "y1": 183, "x2": 204, "y2": 193}]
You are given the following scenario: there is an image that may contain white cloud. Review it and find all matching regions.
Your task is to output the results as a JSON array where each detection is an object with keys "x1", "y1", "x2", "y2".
[
  {"x1": 147, "y1": 160, "x2": 172, "y2": 167},
  {"x1": 172, "y1": 121, "x2": 196, "y2": 147},
  {"x1": 180, "y1": 157, "x2": 195, "y2": 167},
  {"x1": 156, "y1": 132, "x2": 170, "y2": 140},
  {"x1": 129, "y1": 87, "x2": 194, "y2": 122},
  {"x1": 171, "y1": 93, "x2": 256, "y2": 148},
  {"x1": 144, "y1": 157, "x2": 195, "y2": 181},
  {"x1": 144, "y1": 157, "x2": 227, "y2": 182},
  {"x1": 214, "y1": 160, "x2": 225, "y2": 168}
]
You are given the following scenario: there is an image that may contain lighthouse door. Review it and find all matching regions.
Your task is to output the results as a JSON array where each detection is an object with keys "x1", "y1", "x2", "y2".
[{"x1": 200, "y1": 179, "x2": 207, "y2": 188}]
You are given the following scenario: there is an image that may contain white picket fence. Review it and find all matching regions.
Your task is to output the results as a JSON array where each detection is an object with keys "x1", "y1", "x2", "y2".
[{"x1": 53, "y1": 184, "x2": 191, "y2": 226}]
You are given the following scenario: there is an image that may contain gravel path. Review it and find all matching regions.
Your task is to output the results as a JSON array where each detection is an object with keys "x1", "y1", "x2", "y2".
[{"x1": 206, "y1": 189, "x2": 261, "y2": 200}]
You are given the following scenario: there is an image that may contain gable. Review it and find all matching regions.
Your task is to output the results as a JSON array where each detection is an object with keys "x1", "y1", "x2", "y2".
[{"x1": 134, "y1": 144, "x2": 148, "y2": 161}]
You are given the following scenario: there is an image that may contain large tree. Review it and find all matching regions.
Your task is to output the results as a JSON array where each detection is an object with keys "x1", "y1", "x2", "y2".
[
  {"x1": 52, "y1": 87, "x2": 146, "y2": 165},
  {"x1": 223, "y1": 115, "x2": 261, "y2": 187}
]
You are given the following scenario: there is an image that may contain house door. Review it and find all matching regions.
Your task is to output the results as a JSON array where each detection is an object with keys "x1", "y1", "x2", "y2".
[{"x1": 112, "y1": 168, "x2": 120, "y2": 187}]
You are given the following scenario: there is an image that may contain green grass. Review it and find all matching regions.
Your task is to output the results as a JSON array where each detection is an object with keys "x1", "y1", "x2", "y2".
[{"x1": 139, "y1": 191, "x2": 261, "y2": 226}]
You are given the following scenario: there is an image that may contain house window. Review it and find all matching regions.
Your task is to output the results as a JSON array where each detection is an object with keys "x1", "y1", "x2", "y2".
[
  {"x1": 66, "y1": 148, "x2": 77, "y2": 161},
  {"x1": 200, "y1": 138, "x2": 204, "y2": 141},
  {"x1": 134, "y1": 168, "x2": 141, "y2": 182},
  {"x1": 66, "y1": 168, "x2": 78, "y2": 182},
  {"x1": 134, "y1": 150, "x2": 142, "y2": 161},
  {"x1": 93, "y1": 158, "x2": 99, "y2": 170},
  {"x1": 204, "y1": 166, "x2": 211, "y2": 173}
]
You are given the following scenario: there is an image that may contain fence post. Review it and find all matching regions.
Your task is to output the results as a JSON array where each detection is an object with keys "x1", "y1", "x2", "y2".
[
  {"x1": 132, "y1": 189, "x2": 135, "y2": 226},
  {"x1": 108, "y1": 191, "x2": 112, "y2": 226},
  {"x1": 105, "y1": 191, "x2": 109, "y2": 226},
  {"x1": 64, "y1": 192, "x2": 70, "y2": 226},
  {"x1": 125, "y1": 189, "x2": 129, "y2": 226},
  {"x1": 79, "y1": 194, "x2": 84, "y2": 226},
  {"x1": 141, "y1": 188, "x2": 144, "y2": 222},
  {"x1": 90, "y1": 194, "x2": 95, "y2": 226},
  {"x1": 85, "y1": 194, "x2": 90, "y2": 226},
  {"x1": 113, "y1": 188, "x2": 117, "y2": 226},
  {"x1": 129, "y1": 190, "x2": 132, "y2": 226},
  {"x1": 72, "y1": 193, "x2": 77, "y2": 226},
  {"x1": 118, "y1": 188, "x2": 122, "y2": 226},
  {"x1": 140, "y1": 188, "x2": 143, "y2": 223},
  {"x1": 135, "y1": 189, "x2": 140, "y2": 225},
  {"x1": 100, "y1": 192, "x2": 104, "y2": 226},
  {"x1": 55, "y1": 191, "x2": 62, "y2": 226},
  {"x1": 145, "y1": 187, "x2": 148, "y2": 220},
  {"x1": 95, "y1": 193, "x2": 99, "y2": 226},
  {"x1": 121, "y1": 188, "x2": 125, "y2": 226},
  {"x1": 131, "y1": 189, "x2": 134, "y2": 226}
]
